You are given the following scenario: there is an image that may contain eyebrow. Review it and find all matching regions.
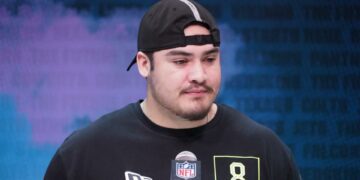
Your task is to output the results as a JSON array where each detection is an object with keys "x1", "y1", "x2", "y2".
[
  {"x1": 165, "y1": 47, "x2": 219, "y2": 57},
  {"x1": 165, "y1": 50, "x2": 192, "y2": 57},
  {"x1": 204, "y1": 47, "x2": 220, "y2": 55}
]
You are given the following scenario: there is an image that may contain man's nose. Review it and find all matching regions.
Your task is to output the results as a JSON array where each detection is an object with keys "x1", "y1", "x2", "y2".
[{"x1": 188, "y1": 61, "x2": 207, "y2": 84}]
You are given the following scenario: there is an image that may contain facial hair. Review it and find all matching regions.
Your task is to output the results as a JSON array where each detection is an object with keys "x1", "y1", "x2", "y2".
[
  {"x1": 148, "y1": 76, "x2": 216, "y2": 121},
  {"x1": 177, "y1": 84, "x2": 214, "y2": 121}
]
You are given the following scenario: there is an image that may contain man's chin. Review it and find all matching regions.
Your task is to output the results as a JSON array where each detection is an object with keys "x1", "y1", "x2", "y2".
[
  {"x1": 180, "y1": 112, "x2": 208, "y2": 121},
  {"x1": 178, "y1": 106, "x2": 212, "y2": 121}
]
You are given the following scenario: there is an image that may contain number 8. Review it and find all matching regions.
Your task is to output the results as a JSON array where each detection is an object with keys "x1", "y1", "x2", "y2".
[{"x1": 230, "y1": 162, "x2": 246, "y2": 180}]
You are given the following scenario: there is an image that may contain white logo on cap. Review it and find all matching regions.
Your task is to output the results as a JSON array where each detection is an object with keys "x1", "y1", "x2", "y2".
[{"x1": 179, "y1": 0, "x2": 203, "y2": 22}]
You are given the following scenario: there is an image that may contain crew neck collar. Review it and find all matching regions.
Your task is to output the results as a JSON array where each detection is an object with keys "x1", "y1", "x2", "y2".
[{"x1": 132, "y1": 100, "x2": 222, "y2": 139}]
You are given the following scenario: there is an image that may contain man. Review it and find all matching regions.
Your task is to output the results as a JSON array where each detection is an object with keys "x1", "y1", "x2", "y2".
[{"x1": 45, "y1": 0, "x2": 301, "y2": 179}]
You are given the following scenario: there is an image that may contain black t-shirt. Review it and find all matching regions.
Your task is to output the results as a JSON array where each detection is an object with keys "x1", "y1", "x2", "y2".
[{"x1": 44, "y1": 102, "x2": 301, "y2": 180}]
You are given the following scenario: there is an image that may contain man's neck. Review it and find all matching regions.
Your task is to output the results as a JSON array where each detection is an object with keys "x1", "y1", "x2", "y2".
[{"x1": 140, "y1": 99, "x2": 217, "y2": 129}]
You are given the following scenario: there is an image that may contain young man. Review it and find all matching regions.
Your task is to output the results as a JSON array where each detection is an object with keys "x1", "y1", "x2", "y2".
[{"x1": 45, "y1": 0, "x2": 301, "y2": 179}]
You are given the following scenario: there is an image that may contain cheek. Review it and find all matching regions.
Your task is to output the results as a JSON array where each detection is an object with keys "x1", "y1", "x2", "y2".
[
  {"x1": 153, "y1": 69, "x2": 185, "y2": 92},
  {"x1": 209, "y1": 66, "x2": 222, "y2": 84}
]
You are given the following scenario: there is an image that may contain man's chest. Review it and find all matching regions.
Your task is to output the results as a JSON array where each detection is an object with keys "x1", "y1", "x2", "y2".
[{"x1": 80, "y1": 145, "x2": 265, "y2": 180}]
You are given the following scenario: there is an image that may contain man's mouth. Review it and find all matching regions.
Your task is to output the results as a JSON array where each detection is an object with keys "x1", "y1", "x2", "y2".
[
  {"x1": 184, "y1": 89, "x2": 208, "y2": 94},
  {"x1": 181, "y1": 85, "x2": 213, "y2": 96}
]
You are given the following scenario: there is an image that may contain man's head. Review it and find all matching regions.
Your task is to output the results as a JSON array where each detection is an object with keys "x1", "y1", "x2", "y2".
[
  {"x1": 127, "y1": 0, "x2": 220, "y2": 71},
  {"x1": 131, "y1": 0, "x2": 221, "y2": 121}
]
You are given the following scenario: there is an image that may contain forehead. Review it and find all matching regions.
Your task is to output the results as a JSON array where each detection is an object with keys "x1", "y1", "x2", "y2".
[
  {"x1": 154, "y1": 44, "x2": 219, "y2": 58},
  {"x1": 184, "y1": 24, "x2": 210, "y2": 36}
]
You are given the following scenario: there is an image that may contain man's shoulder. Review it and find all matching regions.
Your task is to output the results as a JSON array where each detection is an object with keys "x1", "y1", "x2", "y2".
[
  {"x1": 217, "y1": 105, "x2": 300, "y2": 179},
  {"x1": 219, "y1": 104, "x2": 270, "y2": 132},
  {"x1": 97, "y1": 102, "x2": 136, "y2": 123},
  {"x1": 58, "y1": 103, "x2": 138, "y2": 153},
  {"x1": 219, "y1": 104, "x2": 283, "y2": 143},
  {"x1": 86, "y1": 102, "x2": 137, "y2": 133},
  {"x1": 219, "y1": 103, "x2": 294, "y2": 160}
]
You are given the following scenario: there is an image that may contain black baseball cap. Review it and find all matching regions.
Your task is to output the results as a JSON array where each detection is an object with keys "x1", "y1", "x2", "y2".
[{"x1": 126, "y1": 0, "x2": 221, "y2": 71}]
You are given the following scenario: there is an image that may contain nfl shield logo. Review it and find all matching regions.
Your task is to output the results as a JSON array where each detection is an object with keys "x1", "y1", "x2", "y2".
[{"x1": 176, "y1": 161, "x2": 196, "y2": 179}]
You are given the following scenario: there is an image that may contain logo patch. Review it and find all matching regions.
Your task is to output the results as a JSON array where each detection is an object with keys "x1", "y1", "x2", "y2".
[
  {"x1": 213, "y1": 155, "x2": 261, "y2": 180},
  {"x1": 176, "y1": 161, "x2": 197, "y2": 179},
  {"x1": 125, "y1": 171, "x2": 152, "y2": 180}
]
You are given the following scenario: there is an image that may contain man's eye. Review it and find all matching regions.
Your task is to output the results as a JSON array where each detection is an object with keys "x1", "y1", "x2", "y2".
[
  {"x1": 205, "y1": 57, "x2": 216, "y2": 63},
  {"x1": 174, "y1": 60, "x2": 187, "y2": 65}
]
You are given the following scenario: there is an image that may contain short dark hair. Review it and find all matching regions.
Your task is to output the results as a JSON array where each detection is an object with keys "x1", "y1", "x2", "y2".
[{"x1": 143, "y1": 51, "x2": 154, "y2": 71}]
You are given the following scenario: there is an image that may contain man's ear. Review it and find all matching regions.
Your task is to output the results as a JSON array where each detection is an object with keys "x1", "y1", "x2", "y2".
[{"x1": 136, "y1": 51, "x2": 151, "y2": 78}]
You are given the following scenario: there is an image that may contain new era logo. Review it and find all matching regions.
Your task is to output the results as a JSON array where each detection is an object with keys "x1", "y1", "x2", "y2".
[{"x1": 125, "y1": 171, "x2": 152, "y2": 180}]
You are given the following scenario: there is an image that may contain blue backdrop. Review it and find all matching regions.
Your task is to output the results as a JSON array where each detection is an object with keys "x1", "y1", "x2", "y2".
[{"x1": 0, "y1": 0, "x2": 359, "y2": 179}]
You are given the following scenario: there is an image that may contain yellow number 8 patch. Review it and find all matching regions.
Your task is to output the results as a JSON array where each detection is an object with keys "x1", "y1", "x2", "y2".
[{"x1": 213, "y1": 155, "x2": 260, "y2": 180}]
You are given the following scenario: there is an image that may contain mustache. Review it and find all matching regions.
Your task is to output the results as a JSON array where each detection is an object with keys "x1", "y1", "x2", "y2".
[{"x1": 181, "y1": 83, "x2": 213, "y2": 94}]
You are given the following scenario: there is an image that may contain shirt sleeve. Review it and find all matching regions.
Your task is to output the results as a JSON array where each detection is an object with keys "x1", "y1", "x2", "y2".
[
  {"x1": 286, "y1": 149, "x2": 302, "y2": 180},
  {"x1": 264, "y1": 128, "x2": 302, "y2": 180},
  {"x1": 44, "y1": 151, "x2": 68, "y2": 180},
  {"x1": 272, "y1": 139, "x2": 301, "y2": 180}
]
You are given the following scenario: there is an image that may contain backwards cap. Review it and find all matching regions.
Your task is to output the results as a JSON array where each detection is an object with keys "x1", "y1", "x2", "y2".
[{"x1": 126, "y1": 0, "x2": 220, "y2": 71}]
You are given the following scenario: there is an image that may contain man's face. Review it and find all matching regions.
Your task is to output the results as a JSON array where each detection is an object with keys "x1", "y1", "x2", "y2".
[{"x1": 146, "y1": 25, "x2": 221, "y2": 121}]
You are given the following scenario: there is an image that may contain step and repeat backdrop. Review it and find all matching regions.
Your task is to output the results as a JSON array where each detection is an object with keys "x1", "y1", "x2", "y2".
[{"x1": 0, "y1": 0, "x2": 359, "y2": 179}]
